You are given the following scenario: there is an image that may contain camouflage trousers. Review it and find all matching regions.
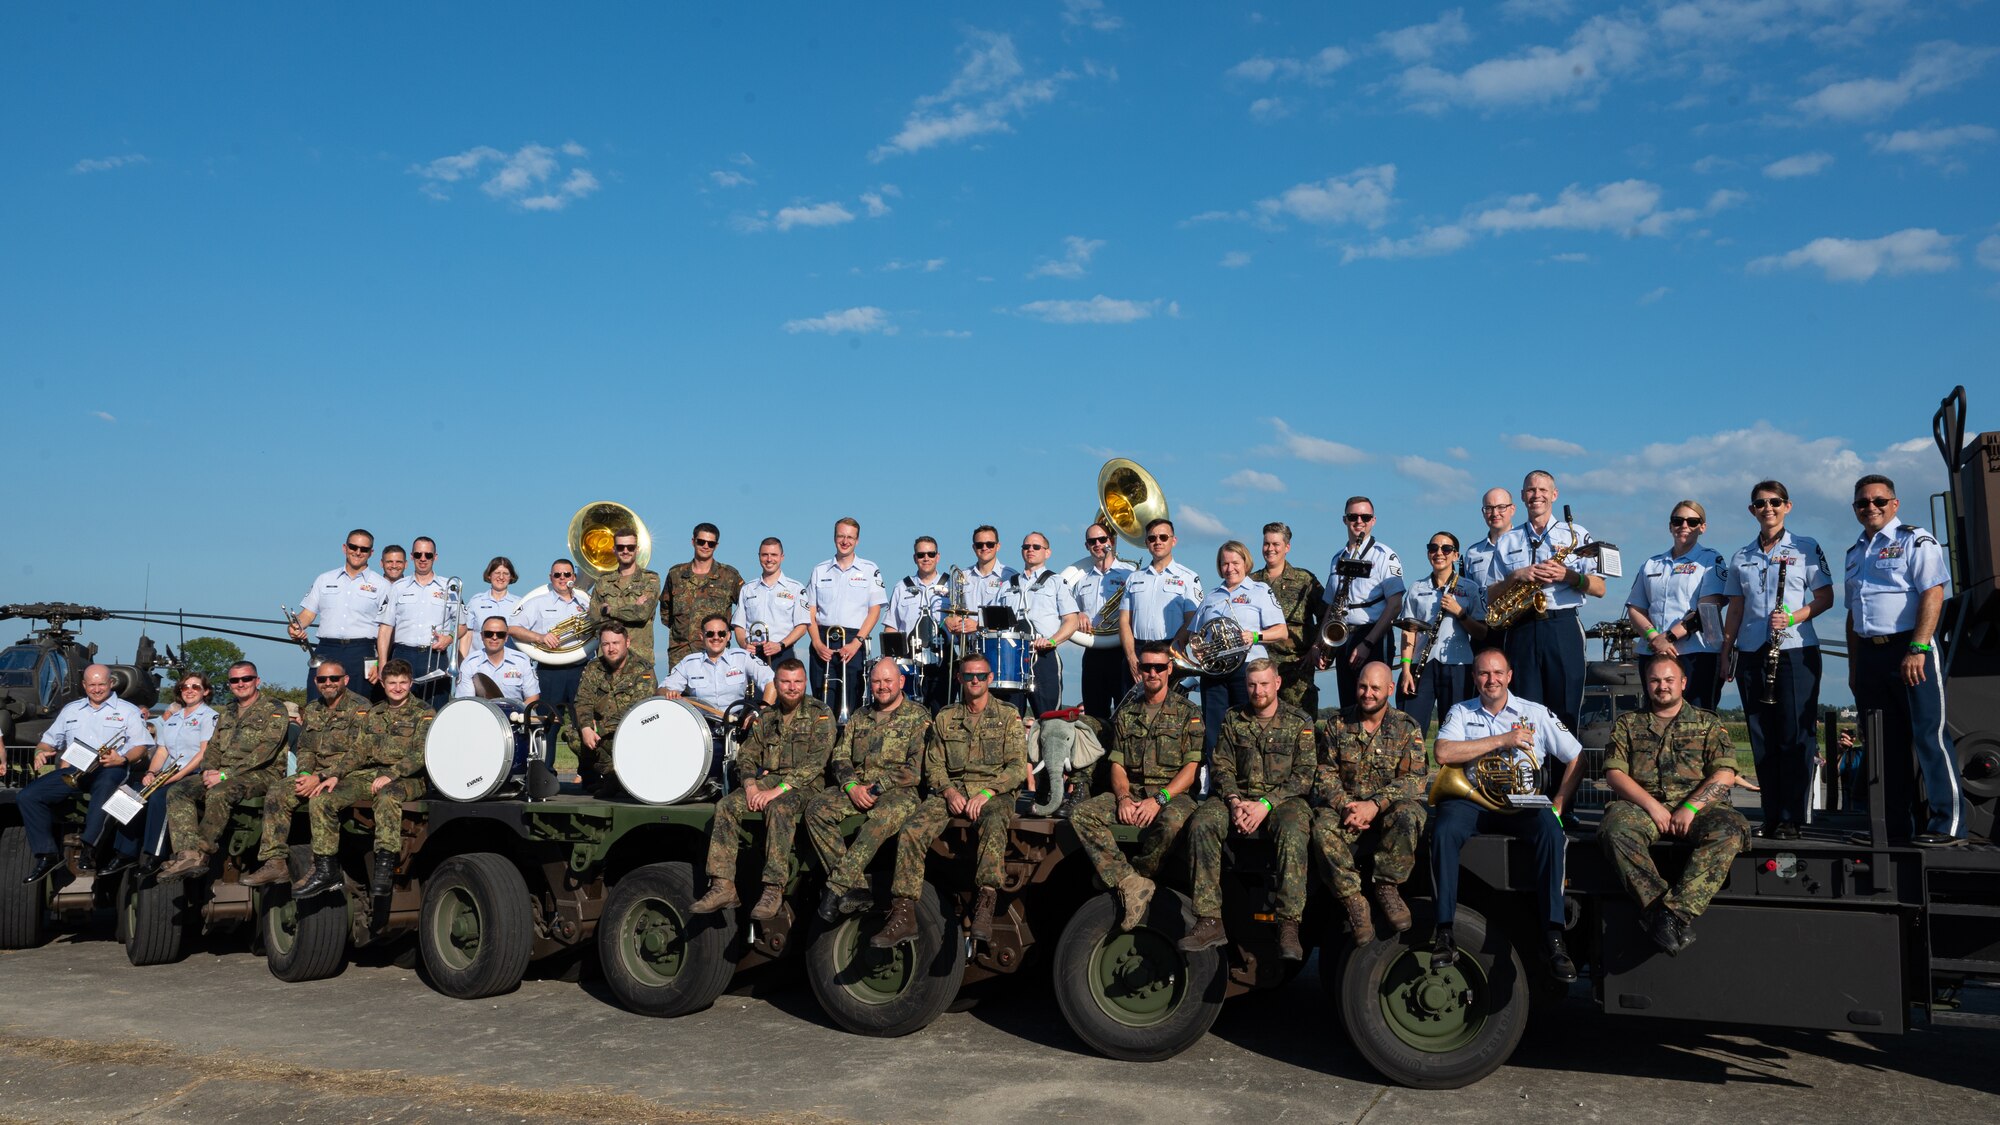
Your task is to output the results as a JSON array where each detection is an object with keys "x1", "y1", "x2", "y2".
[
  {"x1": 706, "y1": 784, "x2": 812, "y2": 888},
  {"x1": 805, "y1": 787, "x2": 921, "y2": 893},
  {"x1": 256, "y1": 776, "x2": 311, "y2": 862},
  {"x1": 1311, "y1": 798, "x2": 1428, "y2": 899},
  {"x1": 1067, "y1": 791, "x2": 1195, "y2": 888},
  {"x1": 891, "y1": 794, "x2": 1011, "y2": 900},
  {"x1": 1188, "y1": 796, "x2": 1312, "y2": 921},
  {"x1": 309, "y1": 775, "x2": 423, "y2": 857},
  {"x1": 166, "y1": 769, "x2": 281, "y2": 856},
  {"x1": 1600, "y1": 800, "x2": 1751, "y2": 918}
]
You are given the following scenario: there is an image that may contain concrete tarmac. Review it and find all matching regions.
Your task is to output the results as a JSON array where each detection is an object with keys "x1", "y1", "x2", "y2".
[{"x1": 0, "y1": 934, "x2": 1993, "y2": 1124}]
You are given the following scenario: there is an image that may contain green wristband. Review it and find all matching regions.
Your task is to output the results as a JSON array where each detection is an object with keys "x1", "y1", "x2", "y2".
[
  {"x1": 979, "y1": 788, "x2": 994, "y2": 799},
  {"x1": 777, "y1": 782, "x2": 789, "y2": 794},
  {"x1": 1644, "y1": 626, "x2": 1660, "y2": 638},
  {"x1": 1156, "y1": 788, "x2": 1172, "y2": 805},
  {"x1": 844, "y1": 780, "x2": 858, "y2": 793},
  {"x1": 1786, "y1": 608, "x2": 1798, "y2": 627},
  {"x1": 1681, "y1": 801, "x2": 1700, "y2": 813},
  {"x1": 1909, "y1": 641, "x2": 1933, "y2": 653},
  {"x1": 217, "y1": 770, "x2": 227, "y2": 782},
  {"x1": 1257, "y1": 797, "x2": 1272, "y2": 812}
]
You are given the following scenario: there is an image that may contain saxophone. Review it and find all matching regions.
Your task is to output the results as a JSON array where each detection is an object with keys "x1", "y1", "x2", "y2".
[
  {"x1": 1761, "y1": 556, "x2": 1790, "y2": 707},
  {"x1": 1486, "y1": 507, "x2": 1578, "y2": 630}
]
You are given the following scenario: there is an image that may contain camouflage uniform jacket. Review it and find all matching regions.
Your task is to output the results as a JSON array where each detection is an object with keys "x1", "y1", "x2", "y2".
[
  {"x1": 738, "y1": 697, "x2": 837, "y2": 792},
  {"x1": 297, "y1": 690, "x2": 370, "y2": 776},
  {"x1": 1603, "y1": 706, "x2": 1736, "y2": 807},
  {"x1": 591, "y1": 568, "x2": 662, "y2": 643},
  {"x1": 575, "y1": 657, "x2": 658, "y2": 737},
  {"x1": 661, "y1": 560, "x2": 744, "y2": 649},
  {"x1": 210, "y1": 695, "x2": 294, "y2": 776},
  {"x1": 327, "y1": 697, "x2": 434, "y2": 780},
  {"x1": 832, "y1": 700, "x2": 931, "y2": 792},
  {"x1": 1212, "y1": 703, "x2": 1317, "y2": 804},
  {"x1": 1108, "y1": 693, "x2": 1204, "y2": 790},
  {"x1": 1251, "y1": 564, "x2": 1324, "y2": 659},
  {"x1": 1314, "y1": 706, "x2": 1429, "y2": 808},
  {"x1": 925, "y1": 701, "x2": 1028, "y2": 796}
]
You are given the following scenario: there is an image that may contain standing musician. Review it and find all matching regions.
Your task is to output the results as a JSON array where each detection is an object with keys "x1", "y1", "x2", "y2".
[
  {"x1": 659, "y1": 613, "x2": 776, "y2": 713},
  {"x1": 1463, "y1": 488, "x2": 1516, "y2": 653},
  {"x1": 135, "y1": 672, "x2": 218, "y2": 874},
  {"x1": 290, "y1": 528, "x2": 391, "y2": 693},
  {"x1": 690, "y1": 659, "x2": 835, "y2": 922},
  {"x1": 662, "y1": 522, "x2": 744, "y2": 669},
  {"x1": 1066, "y1": 640, "x2": 1204, "y2": 932},
  {"x1": 1722, "y1": 479, "x2": 1831, "y2": 840},
  {"x1": 1315, "y1": 662, "x2": 1429, "y2": 948},
  {"x1": 882, "y1": 536, "x2": 951, "y2": 709},
  {"x1": 158, "y1": 661, "x2": 294, "y2": 880},
  {"x1": 1846, "y1": 474, "x2": 1963, "y2": 846},
  {"x1": 959, "y1": 525, "x2": 1018, "y2": 613},
  {"x1": 1492, "y1": 471, "x2": 1603, "y2": 732},
  {"x1": 1429, "y1": 649, "x2": 1583, "y2": 982},
  {"x1": 379, "y1": 545, "x2": 407, "y2": 583},
  {"x1": 17, "y1": 663, "x2": 153, "y2": 883},
  {"x1": 1625, "y1": 502, "x2": 1728, "y2": 711},
  {"x1": 873, "y1": 653, "x2": 1027, "y2": 949},
  {"x1": 509, "y1": 558, "x2": 592, "y2": 740},
  {"x1": 734, "y1": 537, "x2": 809, "y2": 666},
  {"x1": 591, "y1": 526, "x2": 662, "y2": 670},
  {"x1": 240, "y1": 661, "x2": 371, "y2": 888},
  {"x1": 1191, "y1": 541, "x2": 1288, "y2": 751},
  {"x1": 455, "y1": 615, "x2": 542, "y2": 709},
  {"x1": 1252, "y1": 521, "x2": 1325, "y2": 714},
  {"x1": 1000, "y1": 531, "x2": 1083, "y2": 717},
  {"x1": 1311, "y1": 496, "x2": 1406, "y2": 708},
  {"x1": 1119, "y1": 518, "x2": 1202, "y2": 682},
  {"x1": 806, "y1": 517, "x2": 887, "y2": 720},
  {"x1": 1072, "y1": 523, "x2": 1136, "y2": 722},
  {"x1": 458, "y1": 557, "x2": 523, "y2": 658},
  {"x1": 1397, "y1": 531, "x2": 1488, "y2": 737},
  {"x1": 573, "y1": 622, "x2": 658, "y2": 792},
  {"x1": 377, "y1": 536, "x2": 453, "y2": 709},
  {"x1": 292, "y1": 659, "x2": 434, "y2": 899},
  {"x1": 808, "y1": 657, "x2": 933, "y2": 921}
]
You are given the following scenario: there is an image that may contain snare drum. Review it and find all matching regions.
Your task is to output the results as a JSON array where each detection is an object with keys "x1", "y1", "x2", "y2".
[
  {"x1": 897, "y1": 659, "x2": 924, "y2": 701},
  {"x1": 612, "y1": 697, "x2": 725, "y2": 805},
  {"x1": 426, "y1": 697, "x2": 545, "y2": 801},
  {"x1": 980, "y1": 629, "x2": 1030, "y2": 691}
]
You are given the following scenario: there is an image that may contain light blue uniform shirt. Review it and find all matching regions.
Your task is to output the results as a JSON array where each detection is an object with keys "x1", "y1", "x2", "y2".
[
  {"x1": 1323, "y1": 538, "x2": 1407, "y2": 626},
  {"x1": 1192, "y1": 579, "x2": 1284, "y2": 662},
  {"x1": 1124, "y1": 560, "x2": 1204, "y2": 642},
  {"x1": 1625, "y1": 546, "x2": 1727, "y2": 655},
  {"x1": 884, "y1": 574, "x2": 949, "y2": 634},
  {"x1": 43, "y1": 693, "x2": 155, "y2": 755},
  {"x1": 661, "y1": 650, "x2": 774, "y2": 712},
  {"x1": 455, "y1": 648, "x2": 541, "y2": 702},
  {"x1": 1845, "y1": 518, "x2": 1949, "y2": 637},
  {"x1": 301, "y1": 567, "x2": 392, "y2": 641},
  {"x1": 511, "y1": 588, "x2": 592, "y2": 635},
  {"x1": 808, "y1": 557, "x2": 889, "y2": 631},
  {"x1": 1004, "y1": 566, "x2": 1081, "y2": 639},
  {"x1": 959, "y1": 563, "x2": 1018, "y2": 611},
  {"x1": 465, "y1": 590, "x2": 524, "y2": 647},
  {"x1": 733, "y1": 574, "x2": 809, "y2": 641},
  {"x1": 1439, "y1": 692, "x2": 1581, "y2": 774},
  {"x1": 158, "y1": 702, "x2": 217, "y2": 770},
  {"x1": 1463, "y1": 535, "x2": 1510, "y2": 591},
  {"x1": 1493, "y1": 519, "x2": 1599, "y2": 613},
  {"x1": 1069, "y1": 559, "x2": 1135, "y2": 627},
  {"x1": 1724, "y1": 532, "x2": 1830, "y2": 652},
  {"x1": 1402, "y1": 574, "x2": 1487, "y2": 666},
  {"x1": 385, "y1": 575, "x2": 457, "y2": 648}
]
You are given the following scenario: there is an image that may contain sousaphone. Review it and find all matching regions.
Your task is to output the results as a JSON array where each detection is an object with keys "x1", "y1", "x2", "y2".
[
  {"x1": 517, "y1": 501, "x2": 652, "y2": 666},
  {"x1": 1064, "y1": 459, "x2": 1166, "y2": 650}
]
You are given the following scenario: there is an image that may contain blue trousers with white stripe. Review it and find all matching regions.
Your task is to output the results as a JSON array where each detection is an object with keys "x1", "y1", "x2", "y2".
[
  {"x1": 1854, "y1": 639, "x2": 1961, "y2": 839},
  {"x1": 1429, "y1": 799, "x2": 1567, "y2": 928}
]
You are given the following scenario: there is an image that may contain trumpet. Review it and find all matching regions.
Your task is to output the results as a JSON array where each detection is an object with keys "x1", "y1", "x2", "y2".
[{"x1": 60, "y1": 730, "x2": 131, "y2": 790}]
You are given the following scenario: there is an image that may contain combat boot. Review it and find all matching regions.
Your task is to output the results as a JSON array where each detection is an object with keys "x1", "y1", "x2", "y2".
[
  {"x1": 1178, "y1": 915, "x2": 1226, "y2": 952},
  {"x1": 1277, "y1": 919, "x2": 1305, "y2": 961},
  {"x1": 969, "y1": 886, "x2": 997, "y2": 944},
  {"x1": 749, "y1": 883, "x2": 784, "y2": 922},
  {"x1": 838, "y1": 885, "x2": 875, "y2": 916},
  {"x1": 370, "y1": 851, "x2": 398, "y2": 897},
  {"x1": 817, "y1": 885, "x2": 846, "y2": 923},
  {"x1": 1341, "y1": 893, "x2": 1375, "y2": 947},
  {"x1": 1373, "y1": 881, "x2": 1412, "y2": 932},
  {"x1": 1115, "y1": 872, "x2": 1155, "y2": 932},
  {"x1": 238, "y1": 857, "x2": 292, "y2": 887},
  {"x1": 689, "y1": 877, "x2": 739, "y2": 915},
  {"x1": 871, "y1": 896, "x2": 918, "y2": 948},
  {"x1": 157, "y1": 848, "x2": 211, "y2": 880},
  {"x1": 292, "y1": 854, "x2": 343, "y2": 898}
]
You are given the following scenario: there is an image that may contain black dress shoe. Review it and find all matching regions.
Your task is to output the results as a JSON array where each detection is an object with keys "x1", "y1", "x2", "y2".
[
  {"x1": 138, "y1": 854, "x2": 162, "y2": 876},
  {"x1": 1913, "y1": 832, "x2": 1966, "y2": 848},
  {"x1": 1429, "y1": 925, "x2": 1458, "y2": 969},
  {"x1": 23, "y1": 854, "x2": 61, "y2": 884},
  {"x1": 72, "y1": 850, "x2": 96, "y2": 875},
  {"x1": 1543, "y1": 934, "x2": 1578, "y2": 983},
  {"x1": 98, "y1": 853, "x2": 137, "y2": 878},
  {"x1": 817, "y1": 886, "x2": 845, "y2": 923}
]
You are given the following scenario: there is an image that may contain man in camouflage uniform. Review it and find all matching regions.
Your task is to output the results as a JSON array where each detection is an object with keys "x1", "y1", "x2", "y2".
[
  {"x1": 293, "y1": 660, "x2": 434, "y2": 897},
  {"x1": 808, "y1": 657, "x2": 932, "y2": 921},
  {"x1": 691, "y1": 659, "x2": 835, "y2": 921},
  {"x1": 873, "y1": 653, "x2": 1027, "y2": 949},
  {"x1": 1066, "y1": 640, "x2": 1203, "y2": 931},
  {"x1": 1253, "y1": 521, "x2": 1325, "y2": 713},
  {"x1": 1601, "y1": 654, "x2": 1750, "y2": 954},
  {"x1": 1183, "y1": 658, "x2": 1316, "y2": 960},
  {"x1": 159, "y1": 661, "x2": 295, "y2": 879},
  {"x1": 1313, "y1": 661, "x2": 1429, "y2": 946},
  {"x1": 590, "y1": 525, "x2": 662, "y2": 669},
  {"x1": 574, "y1": 622, "x2": 658, "y2": 788},
  {"x1": 661, "y1": 521, "x2": 745, "y2": 669},
  {"x1": 240, "y1": 660, "x2": 371, "y2": 888}
]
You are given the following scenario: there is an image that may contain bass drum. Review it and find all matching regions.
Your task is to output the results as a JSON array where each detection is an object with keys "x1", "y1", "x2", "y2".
[
  {"x1": 427, "y1": 698, "x2": 540, "y2": 802},
  {"x1": 613, "y1": 697, "x2": 724, "y2": 806}
]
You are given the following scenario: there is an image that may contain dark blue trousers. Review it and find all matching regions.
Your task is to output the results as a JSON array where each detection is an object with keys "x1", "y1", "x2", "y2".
[
  {"x1": 1201, "y1": 666, "x2": 1250, "y2": 755},
  {"x1": 20, "y1": 766, "x2": 139, "y2": 859},
  {"x1": 392, "y1": 642, "x2": 453, "y2": 710},
  {"x1": 1398, "y1": 660, "x2": 1473, "y2": 739},
  {"x1": 1854, "y1": 639, "x2": 1962, "y2": 839},
  {"x1": 314, "y1": 637, "x2": 380, "y2": 701},
  {"x1": 809, "y1": 626, "x2": 868, "y2": 720},
  {"x1": 1430, "y1": 798, "x2": 1567, "y2": 927},
  {"x1": 1738, "y1": 645, "x2": 1819, "y2": 827},
  {"x1": 1678, "y1": 652, "x2": 1721, "y2": 712},
  {"x1": 1503, "y1": 609, "x2": 1583, "y2": 731}
]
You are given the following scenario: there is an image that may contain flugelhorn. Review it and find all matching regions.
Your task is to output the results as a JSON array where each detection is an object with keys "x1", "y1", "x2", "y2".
[{"x1": 60, "y1": 730, "x2": 131, "y2": 790}]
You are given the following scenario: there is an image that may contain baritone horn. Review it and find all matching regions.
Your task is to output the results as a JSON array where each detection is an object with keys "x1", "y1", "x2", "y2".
[{"x1": 568, "y1": 500, "x2": 651, "y2": 590}]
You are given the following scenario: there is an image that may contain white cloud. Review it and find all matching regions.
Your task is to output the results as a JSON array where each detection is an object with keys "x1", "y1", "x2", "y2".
[
  {"x1": 1256, "y1": 164, "x2": 1397, "y2": 229},
  {"x1": 1222, "y1": 469, "x2": 1286, "y2": 493},
  {"x1": 1548, "y1": 251, "x2": 1591, "y2": 263},
  {"x1": 729, "y1": 152, "x2": 755, "y2": 166},
  {"x1": 1654, "y1": 0, "x2": 1909, "y2": 47},
  {"x1": 1226, "y1": 46, "x2": 1351, "y2": 84},
  {"x1": 1393, "y1": 455, "x2": 1475, "y2": 500},
  {"x1": 1219, "y1": 250, "x2": 1253, "y2": 268},
  {"x1": 1978, "y1": 233, "x2": 2000, "y2": 272},
  {"x1": 1062, "y1": 0, "x2": 1122, "y2": 31},
  {"x1": 72, "y1": 153, "x2": 147, "y2": 174},
  {"x1": 710, "y1": 169, "x2": 755, "y2": 188},
  {"x1": 1570, "y1": 422, "x2": 1935, "y2": 508},
  {"x1": 1506, "y1": 433, "x2": 1587, "y2": 456},
  {"x1": 1177, "y1": 505, "x2": 1231, "y2": 536},
  {"x1": 860, "y1": 191, "x2": 893, "y2": 218},
  {"x1": 560, "y1": 141, "x2": 588, "y2": 158},
  {"x1": 1763, "y1": 151, "x2": 1834, "y2": 179},
  {"x1": 1868, "y1": 124, "x2": 1998, "y2": 159},
  {"x1": 1030, "y1": 235, "x2": 1106, "y2": 279},
  {"x1": 871, "y1": 30, "x2": 1067, "y2": 160},
  {"x1": 1447, "y1": 446, "x2": 1471, "y2": 460},
  {"x1": 1248, "y1": 97, "x2": 1295, "y2": 122},
  {"x1": 410, "y1": 143, "x2": 600, "y2": 211},
  {"x1": 1472, "y1": 179, "x2": 1661, "y2": 234},
  {"x1": 1794, "y1": 41, "x2": 1995, "y2": 122},
  {"x1": 925, "y1": 328, "x2": 974, "y2": 339},
  {"x1": 884, "y1": 257, "x2": 948, "y2": 272},
  {"x1": 1748, "y1": 228, "x2": 1957, "y2": 282},
  {"x1": 1396, "y1": 14, "x2": 1646, "y2": 111},
  {"x1": 1691, "y1": 154, "x2": 1735, "y2": 174},
  {"x1": 1378, "y1": 10, "x2": 1472, "y2": 63},
  {"x1": 1500, "y1": 0, "x2": 1572, "y2": 19},
  {"x1": 774, "y1": 201, "x2": 856, "y2": 231},
  {"x1": 1014, "y1": 295, "x2": 1163, "y2": 324},
  {"x1": 1637, "y1": 285, "x2": 1671, "y2": 305},
  {"x1": 520, "y1": 168, "x2": 598, "y2": 211},
  {"x1": 1267, "y1": 418, "x2": 1368, "y2": 465},
  {"x1": 1341, "y1": 224, "x2": 1473, "y2": 263},
  {"x1": 91, "y1": 410, "x2": 116, "y2": 423},
  {"x1": 783, "y1": 307, "x2": 894, "y2": 335}
]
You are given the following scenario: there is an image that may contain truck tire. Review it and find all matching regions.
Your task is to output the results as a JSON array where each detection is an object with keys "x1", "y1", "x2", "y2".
[
  {"x1": 598, "y1": 861, "x2": 736, "y2": 1018},
  {"x1": 1332, "y1": 901, "x2": 1528, "y2": 1089},
  {"x1": 124, "y1": 872, "x2": 194, "y2": 966},
  {"x1": 262, "y1": 846, "x2": 349, "y2": 983},
  {"x1": 1052, "y1": 888, "x2": 1225, "y2": 1061},
  {"x1": 0, "y1": 824, "x2": 49, "y2": 948},
  {"x1": 420, "y1": 852, "x2": 533, "y2": 999},
  {"x1": 807, "y1": 880, "x2": 965, "y2": 1037}
]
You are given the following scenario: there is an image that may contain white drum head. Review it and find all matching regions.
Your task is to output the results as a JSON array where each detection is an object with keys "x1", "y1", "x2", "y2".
[
  {"x1": 613, "y1": 697, "x2": 718, "y2": 805},
  {"x1": 426, "y1": 698, "x2": 517, "y2": 801}
]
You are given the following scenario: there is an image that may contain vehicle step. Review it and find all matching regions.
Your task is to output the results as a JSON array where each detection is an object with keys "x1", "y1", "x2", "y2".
[
  {"x1": 1929, "y1": 902, "x2": 2000, "y2": 917},
  {"x1": 1931, "y1": 958, "x2": 2000, "y2": 974},
  {"x1": 1930, "y1": 1010, "x2": 2000, "y2": 1030}
]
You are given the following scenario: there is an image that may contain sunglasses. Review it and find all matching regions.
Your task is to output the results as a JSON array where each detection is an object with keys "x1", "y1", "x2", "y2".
[
  {"x1": 702, "y1": 630, "x2": 730, "y2": 638},
  {"x1": 227, "y1": 675, "x2": 257, "y2": 684},
  {"x1": 1852, "y1": 497, "x2": 1894, "y2": 510},
  {"x1": 1670, "y1": 516, "x2": 1703, "y2": 527},
  {"x1": 614, "y1": 543, "x2": 638, "y2": 552},
  {"x1": 1023, "y1": 544, "x2": 1047, "y2": 551},
  {"x1": 179, "y1": 684, "x2": 205, "y2": 692},
  {"x1": 314, "y1": 675, "x2": 344, "y2": 684},
  {"x1": 694, "y1": 538, "x2": 718, "y2": 547},
  {"x1": 1138, "y1": 663, "x2": 1171, "y2": 674},
  {"x1": 1085, "y1": 536, "x2": 1111, "y2": 546},
  {"x1": 974, "y1": 541, "x2": 998, "y2": 549},
  {"x1": 1344, "y1": 513, "x2": 1375, "y2": 523},
  {"x1": 1750, "y1": 498, "x2": 1785, "y2": 511},
  {"x1": 345, "y1": 543, "x2": 372, "y2": 553},
  {"x1": 959, "y1": 671, "x2": 991, "y2": 682},
  {"x1": 914, "y1": 550, "x2": 938, "y2": 559},
  {"x1": 551, "y1": 572, "x2": 574, "y2": 579},
  {"x1": 1426, "y1": 544, "x2": 1456, "y2": 555},
  {"x1": 412, "y1": 551, "x2": 435, "y2": 560},
  {"x1": 1145, "y1": 534, "x2": 1172, "y2": 543},
  {"x1": 482, "y1": 630, "x2": 508, "y2": 638}
]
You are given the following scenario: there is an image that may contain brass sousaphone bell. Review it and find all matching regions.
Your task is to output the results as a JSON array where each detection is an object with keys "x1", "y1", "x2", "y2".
[
  {"x1": 1065, "y1": 459, "x2": 1168, "y2": 651},
  {"x1": 516, "y1": 501, "x2": 653, "y2": 667}
]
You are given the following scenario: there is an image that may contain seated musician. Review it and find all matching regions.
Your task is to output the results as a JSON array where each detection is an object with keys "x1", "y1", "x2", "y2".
[
  {"x1": 1429, "y1": 648, "x2": 1583, "y2": 982},
  {"x1": 292, "y1": 660, "x2": 435, "y2": 898},
  {"x1": 240, "y1": 660, "x2": 371, "y2": 888},
  {"x1": 455, "y1": 615, "x2": 541, "y2": 709},
  {"x1": 573, "y1": 622, "x2": 658, "y2": 795},
  {"x1": 1600, "y1": 654, "x2": 1750, "y2": 954},
  {"x1": 159, "y1": 661, "x2": 295, "y2": 880},
  {"x1": 873, "y1": 653, "x2": 1027, "y2": 950},
  {"x1": 17, "y1": 663, "x2": 154, "y2": 883},
  {"x1": 808, "y1": 657, "x2": 933, "y2": 921},
  {"x1": 657, "y1": 612, "x2": 776, "y2": 716},
  {"x1": 690, "y1": 659, "x2": 835, "y2": 922},
  {"x1": 1313, "y1": 662, "x2": 1429, "y2": 947},
  {"x1": 1182, "y1": 658, "x2": 1316, "y2": 961}
]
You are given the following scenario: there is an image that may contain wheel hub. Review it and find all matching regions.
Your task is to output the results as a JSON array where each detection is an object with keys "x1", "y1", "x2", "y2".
[
  {"x1": 623, "y1": 899, "x2": 686, "y2": 984},
  {"x1": 1090, "y1": 928, "x2": 1185, "y2": 1027}
]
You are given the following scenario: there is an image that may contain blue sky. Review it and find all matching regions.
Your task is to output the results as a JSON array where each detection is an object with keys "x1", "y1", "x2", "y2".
[{"x1": 6, "y1": 2, "x2": 1996, "y2": 703}]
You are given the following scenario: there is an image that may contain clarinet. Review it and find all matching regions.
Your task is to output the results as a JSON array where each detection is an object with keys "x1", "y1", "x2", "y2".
[
  {"x1": 1761, "y1": 557, "x2": 1790, "y2": 707},
  {"x1": 1410, "y1": 562, "x2": 1457, "y2": 693}
]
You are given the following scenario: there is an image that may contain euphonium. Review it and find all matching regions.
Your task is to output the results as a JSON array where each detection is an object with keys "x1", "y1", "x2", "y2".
[{"x1": 1428, "y1": 753, "x2": 1539, "y2": 813}]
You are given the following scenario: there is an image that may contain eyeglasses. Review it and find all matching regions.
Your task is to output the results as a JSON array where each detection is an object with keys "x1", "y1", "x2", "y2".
[
  {"x1": 1750, "y1": 498, "x2": 1785, "y2": 511},
  {"x1": 1145, "y1": 534, "x2": 1172, "y2": 543},
  {"x1": 1345, "y1": 513, "x2": 1375, "y2": 524},
  {"x1": 959, "y1": 671, "x2": 991, "y2": 682},
  {"x1": 1137, "y1": 663, "x2": 1171, "y2": 674},
  {"x1": 694, "y1": 538, "x2": 718, "y2": 548},
  {"x1": 614, "y1": 543, "x2": 638, "y2": 552},
  {"x1": 1852, "y1": 496, "x2": 1894, "y2": 510},
  {"x1": 1426, "y1": 544, "x2": 1456, "y2": 555},
  {"x1": 1482, "y1": 503, "x2": 1513, "y2": 513},
  {"x1": 481, "y1": 630, "x2": 508, "y2": 638},
  {"x1": 227, "y1": 675, "x2": 257, "y2": 684},
  {"x1": 412, "y1": 551, "x2": 435, "y2": 560},
  {"x1": 914, "y1": 550, "x2": 937, "y2": 559},
  {"x1": 1085, "y1": 536, "x2": 1111, "y2": 546},
  {"x1": 345, "y1": 543, "x2": 372, "y2": 553},
  {"x1": 1670, "y1": 516, "x2": 1703, "y2": 527},
  {"x1": 974, "y1": 541, "x2": 998, "y2": 549},
  {"x1": 313, "y1": 675, "x2": 344, "y2": 684},
  {"x1": 702, "y1": 630, "x2": 730, "y2": 638}
]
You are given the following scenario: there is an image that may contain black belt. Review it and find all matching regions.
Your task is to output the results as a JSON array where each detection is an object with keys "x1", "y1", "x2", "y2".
[
  {"x1": 1861, "y1": 629, "x2": 1915, "y2": 646},
  {"x1": 322, "y1": 636, "x2": 373, "y2": 644}
]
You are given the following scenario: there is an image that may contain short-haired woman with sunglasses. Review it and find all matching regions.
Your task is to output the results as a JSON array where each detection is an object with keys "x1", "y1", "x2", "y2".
[
  {"x1": 1396, "y1": 532, "x2": 1487, "y2": 737},
  {"x1": 458, "y1": 556, "x2": 522, "y2": 659},
  {"x1": 1190, "y1": 541, "x2": 1288, "y2": 751},
  {"x1": 1722, "y1": 480, "x2": 1833, "y2": 839},
  {"x1": 1625, "y1": 500, "x2": 1728, "y2": 710},
  {"x1": 137, "y1": 673, "x2": 217, "y2": 872}
]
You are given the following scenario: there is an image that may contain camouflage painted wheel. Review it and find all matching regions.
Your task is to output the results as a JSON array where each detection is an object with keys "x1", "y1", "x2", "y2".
[
  {"x1": 598, "y1": 861, "x2": 735, "y2": 1018},
  {"x1": 1334, "y1": 902, "x2": 1528, "y2": 1089},
  {"x1": 807, "y1": 880, "x2": 964, "y2": 1037},
  {"x1": 1053, "y1": 889, "x2": 1225, "y2": 1061}
]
